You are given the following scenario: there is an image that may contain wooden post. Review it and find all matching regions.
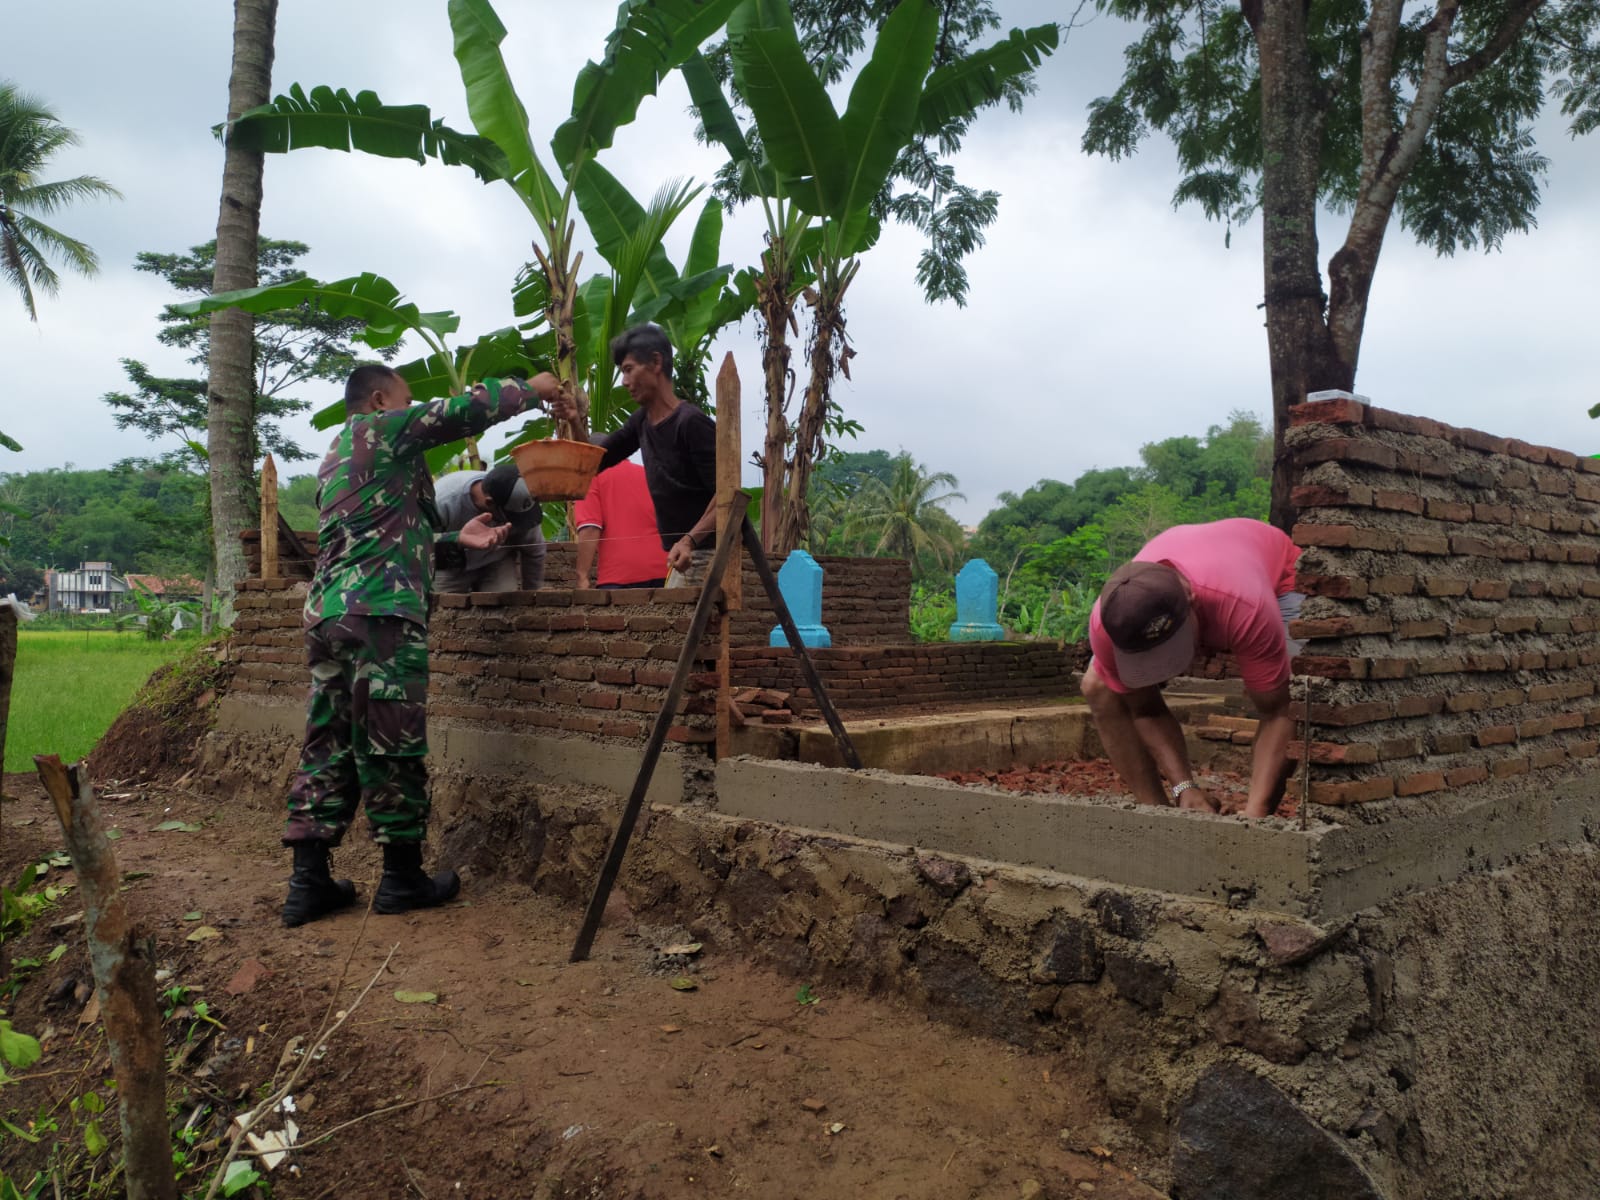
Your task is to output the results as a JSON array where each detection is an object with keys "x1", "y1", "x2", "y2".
[
  {"x1": 570, "y1": 508, "x2": 746, "y2": 963},
  {"x1": 258, "y1": 452, "x2": 278, "y2": 580},
  {"x1": 715, "y1": 353, "x2": 743, "y2": 759},
  {"x1": 34, "y1": 756, "x2": 177, "y2": 1200}
]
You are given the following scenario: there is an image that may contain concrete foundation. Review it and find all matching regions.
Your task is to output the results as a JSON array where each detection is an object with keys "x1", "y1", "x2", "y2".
[{"x1": 208, "y1": 696, "x2": 1600, "y2": 1199}]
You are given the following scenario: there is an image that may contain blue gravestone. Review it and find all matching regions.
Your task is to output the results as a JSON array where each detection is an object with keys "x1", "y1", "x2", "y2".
[
  {"x1": 769, "y1": 549, "x2": 832, "y2": 648},
  {"x1": 949, "y1": 559, "x2": 1005, "y2": 642}
]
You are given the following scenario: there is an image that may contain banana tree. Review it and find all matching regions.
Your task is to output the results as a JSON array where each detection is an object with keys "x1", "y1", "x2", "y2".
[
  {"x1": 221, "y1": 0, "x2": 743, "y2": 442},
  {"x1": 695, "y1": 0, "x2": 1058, "y2": 553},
  {"x1": 172, "y1": 273, "x2": 543, "y2": 472}
]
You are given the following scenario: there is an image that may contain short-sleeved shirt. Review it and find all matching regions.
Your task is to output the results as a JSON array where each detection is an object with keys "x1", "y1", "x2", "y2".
[
  {"x1": 573, "y1": 460, "x2": 669, "y2": 586},
  {"x1": 1088, "y1": 518, "x2": 1300, "y2": 694},
  {"x1": 305, "y1": 387, "x2": 526, "y2": 630},
  {"x1": 595, "y1": 402, "x2": 716, "y2": 549}
]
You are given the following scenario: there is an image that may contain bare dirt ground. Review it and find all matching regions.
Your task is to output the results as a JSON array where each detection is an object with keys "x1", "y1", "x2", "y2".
[
  {"x1": 934, "y1": 759, "x2": 1275, "y2": 817},
  {"x1": 1, "y1": 759, "x2": 1170, "y2": 1200}
]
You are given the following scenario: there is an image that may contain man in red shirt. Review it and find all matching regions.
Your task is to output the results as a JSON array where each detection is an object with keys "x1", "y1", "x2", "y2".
[
  {"x1": 1082, "y1": 518, "x2": 1303, "y2": 818},
  {"x1": 573, "y1": 459, "x2": 668, "y2": 589}
]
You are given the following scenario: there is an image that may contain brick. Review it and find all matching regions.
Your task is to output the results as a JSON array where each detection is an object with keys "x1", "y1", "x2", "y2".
[
  {"x1": 608, "y1": 640, "x2": 650, "y2": 659},
  {"x1": 571, "y1": 589, "x2": 611, "y2": 606},
  {"x1": 1396, "y1": 772, "x2": 1446, "y2": 797},
  {"x1": 1567, "y1": 545, "x2": 1600, "y2": 565},
  {"x1": 1534, "y1": 472, "x2": 1570, "y2": 497},
  {"x1": 1394, "y1": 693, "x2": 1446, "y2": 718},
  {"x1": 1292, "y1": 655, "x2": 1367, "y2": 679},
  {"x1": 1445, "y1": 692, "x2": 1488, "y2": 713},
  {"x1": 1569, "y1": 740, "x2": 1600, "y2": 759},
  {"x1": 583, "y1": 614, "x2": 628, "y2": 632},
  {"x1": 1531, "y1": 745, "x2": 1568, "y2": 770},
  {"x1": 553, "y1": 662, "x2": 594, "y2": 682},
  {"x1": 1291, "y1": 484, "x2": 1373, "y2": 507},
  {"x1": 1309, "y1": 777, "x2": 1396, "y2": 805},
  {"x1": 1377, "y1": 736, "x2": 1425, "y2": 760},
  {"x1": 1551, "y1": 513, "x2": 1584, "y2": 533},
  {"x1": 1297, "y1": 575, "x2": 1369, "y2": 598},
  {"x1": 1288, "y1": 741, "x2": 1380, "y2": 765},
  {"x1": 1401, "y1": 533, "x2": 1450, "y2": 555},
  {"x1": 634, "y1": 668, "x2": 675, "y2": 687},
  {"x1": 1469, "y1": 654, "x2": 1512, "y2": 673},
  {"x1": 1517, "y1": 716, "x2": 1555, "y2": 739},
  {"x1": 600, "y1": 720, "x2": 646, "y2": 739},
  {"x1": 1371, "y1": 409, "x2": 1451, "y2": 439},
  {"x1": 1291, "y1": 523, "x2": 1354, "y2": 547},
  {"x1": 1430, "y1": 733, "x2": 1473, "y2": 754},
  {"x1": 535, "y1": 590, "x2": 574, "y2": 606},
  {"x1": 1516, "y1": 651, "x2": 1547, "y2": 670},
  {"x1": 1489, "y1": 687, "x2": 1526, "y2": 707},
  {"x1": 1369, "y1": 575, "x2": 1416, "y2": 595},
  {"x1": 1230, "y1": 730, "x2": 1257, "y2": 745},
  {"x1": 1509, "y1": 579, "x2": 1547, "y2": 597},
  {"x1": 1290, "y1": 397, "x2": 1367, "y2": 426},
  {"x1": 559, "y1": 715, "x2": 606, "y2": 735},
  {"x1": 626, "y1": 615, "x2": 672, "y2": 633},
  {"x1": 1501, "y1": 470, "x2": 1533, "y2": 490},
  {"x1": 438, "y1": 594, "x2": 469, "y2": 608},
  {"x1": 666, "y1": 725, "x2": 717, "y2": 744},
  {"x1": 1538, "y1": 617, "x2": 1573, "y2": 634},
  {"x1": 1295, "y1": 439, "x2": 1398, "y2": 470},
  {"x1": 1374, "y1": 489, "x2": 1425, "y2": 515},
  {"x1": 1495, "y1": 614, "x2": 1538, "y2": 634},
  {"x1": 1452, "y1": 617, "x2": 1494, "y2": 635},
  {"x1": 1368, "y1": 658, "x2": 1417, "y2": 680},
  {"x1": 1450, "y1": 535, "x2": 1498, "y2": 557},
  {"x1": 594, "y1": 666, "x2": 635, "y2": 686},
  {"x1": 1512, "y1": 508, "x2": 1552, "y2": 531},
  {"x1": 580, "y1": 691, "x2": 622, "y2": 711},
  {"x1": 1474, "y1": 725, "x2": 1517, "y2": 747},
  {"x1": 1491, "y1": 756, "x2": 1531, "y2": 779},
  {"x1": 1311, "y1": 701, "x2": 1392, "y2": 727},
  {"x1": 1395, "y1": 620, "x2": 1448, "y2": 639},
  {"x1": 1446, "y1": 764, "x2": 1490, "y2": 787},
  {"x1": 1425, "y1": 499, "x2": 1474, "y2": 522},
  {"x1": 1422, "y1": 576, "x2": 1470, "y2": 598},
  {"x1": 1473, "y1": 502, "x2": 1513, "y2": 525},
  {"x1": 1553, "y1": 711, "x2": 1587, "y2": 732}
]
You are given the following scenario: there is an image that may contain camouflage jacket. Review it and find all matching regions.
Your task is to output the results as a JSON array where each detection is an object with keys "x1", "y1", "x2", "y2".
[{"x1": 304, "y1": 384, "x2": 526, "y2": 630}]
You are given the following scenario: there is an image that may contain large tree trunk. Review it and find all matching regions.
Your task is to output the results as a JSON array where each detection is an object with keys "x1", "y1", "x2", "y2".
[
  {"x1": 207, "y1": 0, "x2": 277, "y2": 626},
  {"x1": 1250, "y1": 0, "x2": 1344, "y2": 532}
]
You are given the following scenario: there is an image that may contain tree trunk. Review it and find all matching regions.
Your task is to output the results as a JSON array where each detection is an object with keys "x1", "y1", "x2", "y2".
[
  {"x1": 757, "y1": 238, "x2": 797, "y2": 551},
  {"x1": 207, "y1": 0, "x2": 277, "y2": 626},
  {"x1": 1251, "y1": 2, "x2": 1346, "y2": 532},
  {"x1": 35, "y1": 756, "x2": 178, "y2": 1200},
  {"x1": 771, "y1": 259, "x2": 857, "y2": 556}
]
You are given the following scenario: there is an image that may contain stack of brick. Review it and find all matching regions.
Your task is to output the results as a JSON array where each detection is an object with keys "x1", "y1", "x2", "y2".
[
  {"x1": 1287, "y1": 395, "x2": 1600, "y2": 805},
  {"x1": 232, "y1": 583, "x2": 719, "y2": 747}
]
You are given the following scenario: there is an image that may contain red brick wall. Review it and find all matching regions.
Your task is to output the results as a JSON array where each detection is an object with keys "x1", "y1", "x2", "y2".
[
  {"x1": 231, "y1": 582, "x2": 718, "y2": 747},
  {"x1": 1287, "y1": 395, "x2": 1600, "y2": 804},
  {"x1": 729, "y1": 642, "x2": 1080, "y2": 714}
]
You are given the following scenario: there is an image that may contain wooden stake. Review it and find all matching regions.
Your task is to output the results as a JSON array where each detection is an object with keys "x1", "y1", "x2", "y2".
[
  {"x1": 715, "y1": 353, "x2": 743, "y2": 760},
  {"x1": 34, "y1": 756, "x2": 177, "y2": 1200},
  {"x1": 259, "y1": 453, "x2": 278, "y2": 580},
  {"x1": 569, "y1": 507, "x2": 746, "y2": 963}
]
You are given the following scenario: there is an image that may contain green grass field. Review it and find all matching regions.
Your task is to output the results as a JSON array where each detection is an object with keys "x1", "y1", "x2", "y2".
[{"x1": 3, "y1": 631, "x2": 195, "y2": 773}]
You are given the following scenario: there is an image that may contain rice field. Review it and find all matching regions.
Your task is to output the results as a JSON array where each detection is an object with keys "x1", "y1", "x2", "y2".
[{"x1": 3, "y1": 631, "x2": 194, "y2": 772}]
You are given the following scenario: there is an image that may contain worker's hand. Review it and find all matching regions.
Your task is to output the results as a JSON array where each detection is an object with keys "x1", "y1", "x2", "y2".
[
  {"x1": 458, "y1": 512, "x2": 510, "y2": 551},
  {"x1": 666, "y1": 536, "x2": 696, "y2": 573},
  {"x1": 521, "y1": 372, "x2": 561, "y2": 407},
  {"x1": 546, "y1": 388, "x2": 579, "y2": 425},
  {"x1": 1177, "y1": 787, "x2": 1219, "y2": 814}
]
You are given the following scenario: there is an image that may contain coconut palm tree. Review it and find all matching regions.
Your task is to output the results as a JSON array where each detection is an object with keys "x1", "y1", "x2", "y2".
[
  {"x1": 841, "y1": 452, "x2": 966, "y2": 577},
  {"x1": 0, "y1": 82, "x2": 120, "y2": 321}
]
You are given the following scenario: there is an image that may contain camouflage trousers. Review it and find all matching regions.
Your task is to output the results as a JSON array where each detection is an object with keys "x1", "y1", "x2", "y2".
[{"x1": 285, "y1": 614, "x2": 431, "y2": 846}]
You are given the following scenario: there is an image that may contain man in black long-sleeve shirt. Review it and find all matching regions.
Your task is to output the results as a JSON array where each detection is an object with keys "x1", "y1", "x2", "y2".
[{"x1": 549, "y1": 324, "x2": 717, "y2": 581}]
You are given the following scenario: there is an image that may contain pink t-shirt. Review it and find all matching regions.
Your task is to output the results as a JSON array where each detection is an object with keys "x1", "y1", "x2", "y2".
[{"x1": 1088, "y1": 518, "x2": 1300, "y2": 694}]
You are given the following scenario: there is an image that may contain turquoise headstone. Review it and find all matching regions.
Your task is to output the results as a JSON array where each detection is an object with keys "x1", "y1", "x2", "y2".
[
  {"x1": 949, "y1": 558, "x2": 1004, "y2": 642},
  {"x1": 770, "y1": 549, "x2": 832, "y2": 648}
]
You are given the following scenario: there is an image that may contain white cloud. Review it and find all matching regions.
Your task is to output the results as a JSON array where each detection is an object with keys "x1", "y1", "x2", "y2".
[{"x1": 4, "y1": 0, "x2": 1598, "y2": 529}]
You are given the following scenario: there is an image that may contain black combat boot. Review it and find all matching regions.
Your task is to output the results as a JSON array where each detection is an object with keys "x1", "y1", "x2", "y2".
[
  {"x1": 281, "y1": 842, "x2": 358, "y2": 928},
  {"x1": 374, "y1": 842, "x2": 460, "y2": 914}
]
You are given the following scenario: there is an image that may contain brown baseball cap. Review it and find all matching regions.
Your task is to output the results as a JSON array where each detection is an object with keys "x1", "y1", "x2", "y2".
[{"x1": 1098, "y1": 561, "x2": 1195, "y2": 688}]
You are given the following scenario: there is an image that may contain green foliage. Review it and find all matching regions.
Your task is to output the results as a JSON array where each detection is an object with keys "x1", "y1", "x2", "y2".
[
  {"x1": 806, "y1": 451, "x2": 966, "y2": 581},
  {"x1": 1083, "y1": 1, "x2": 1600, "y2": 254},
  {"x1": 0, "y1": 81, "x2": 121, "y2": 321},
  {"x1": 0, "y1": 461, "x2": 209, "y2": 586},
  {"x1": 908, "y1": 583, "x2": 957, "y2": 643}
]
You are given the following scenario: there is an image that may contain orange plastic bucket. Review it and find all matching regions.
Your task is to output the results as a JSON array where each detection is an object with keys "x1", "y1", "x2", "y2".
[{"x1": 508, "y1": 439, "x2": 606, "y2": 501}]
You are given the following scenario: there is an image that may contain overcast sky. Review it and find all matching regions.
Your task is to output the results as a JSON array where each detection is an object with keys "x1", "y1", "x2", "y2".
[{"x1": 4, "y1": 2, "x2": 1598, "y2": 525}]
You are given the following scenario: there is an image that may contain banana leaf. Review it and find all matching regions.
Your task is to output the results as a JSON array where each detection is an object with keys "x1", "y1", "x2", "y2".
[
  {"x1": 221, "y1": 84, "x2": 509, "y2": 185},
  {"x1": 447, "y1": 0, "x2": 564, "y2": 224},
  {"x1": 681, "y1": 52, "x2": 775, "y2": 197},
  {"x1": 171, "y1": 273, "x2": 459, "y2": 350},
  {"x1": 552, "y1": 0, "x2": 746, "y2": 173},
  {"x1": 570, "y1": 161, "x2": 689, "y2": 307},
  {"x1": 915, "y1": 24, "x2": 1061, "y2": 138}
]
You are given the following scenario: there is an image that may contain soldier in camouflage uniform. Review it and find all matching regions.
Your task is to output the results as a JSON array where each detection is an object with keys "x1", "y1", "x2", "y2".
[{"x1": 282, "y1": 363, "x2": 560, "y2": 928}]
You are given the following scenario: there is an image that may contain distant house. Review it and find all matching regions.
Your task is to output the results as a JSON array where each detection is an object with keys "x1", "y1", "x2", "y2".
[
  {"x1": 48, "y1": 562, "x2": 132, "y2": 613},
  {"x1": 126, "y1": 574, "x2": 203, "y2": 604}
]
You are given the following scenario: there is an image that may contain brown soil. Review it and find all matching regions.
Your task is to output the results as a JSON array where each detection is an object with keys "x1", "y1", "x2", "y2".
[
  {"x1": 1, "y1": 758, "x2": 1169, "y2": 1200},
  {"x1": 934, "y1": 758, "x2": 1269, "y2": 816}
]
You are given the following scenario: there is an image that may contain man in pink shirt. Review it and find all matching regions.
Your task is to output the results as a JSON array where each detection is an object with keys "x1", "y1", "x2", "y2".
[{"x1": 1083, "y1": 518, "x2": 1303, "y2": 818}]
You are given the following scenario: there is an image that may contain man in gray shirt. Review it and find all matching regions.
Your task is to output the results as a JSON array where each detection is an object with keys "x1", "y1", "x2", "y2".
[{"x1": 432, "y1": 463, "x2": 546, "y2": 593}]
